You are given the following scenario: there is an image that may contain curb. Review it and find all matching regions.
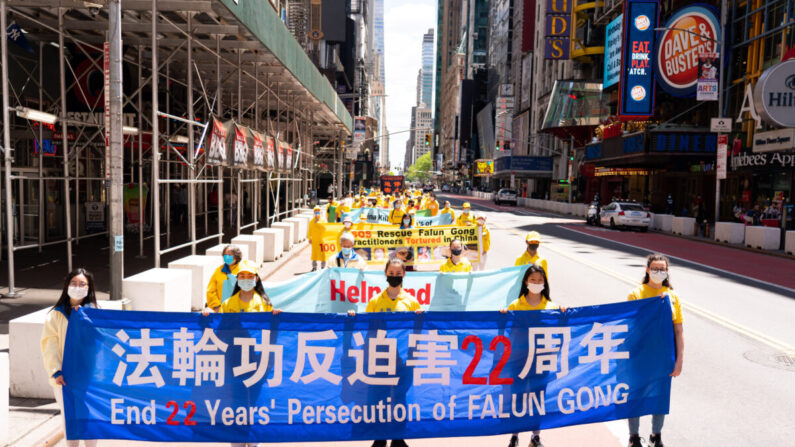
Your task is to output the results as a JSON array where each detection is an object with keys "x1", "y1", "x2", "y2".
[{"x1": 261, "y1": 241, "x2": 309, "y2": 281}]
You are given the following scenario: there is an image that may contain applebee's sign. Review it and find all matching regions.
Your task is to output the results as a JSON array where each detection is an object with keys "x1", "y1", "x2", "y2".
[{"x1": 654, "y1": 6, "x2": 720, "y2": 97}]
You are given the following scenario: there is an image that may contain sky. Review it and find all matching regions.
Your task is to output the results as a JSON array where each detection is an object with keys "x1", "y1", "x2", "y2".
[{"x1": 384, "y1": 0, "x2": 437, "y2": 171}]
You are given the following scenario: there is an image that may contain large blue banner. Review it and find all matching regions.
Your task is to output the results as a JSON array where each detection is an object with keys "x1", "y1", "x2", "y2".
[
  {"x1": 63, "y1": 299, "x2": 674, "y2": 442},
  {"x1": 343, "y1": 208, "x2": 453, "y2": 226},
  {"x1": 266, "y1": 266, "x2": 527, "y2": 312}
]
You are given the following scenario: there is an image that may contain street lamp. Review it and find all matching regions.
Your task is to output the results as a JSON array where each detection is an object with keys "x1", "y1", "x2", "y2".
[{"x1": 654, "y1": 0, "x2": 727, "y2": 227}]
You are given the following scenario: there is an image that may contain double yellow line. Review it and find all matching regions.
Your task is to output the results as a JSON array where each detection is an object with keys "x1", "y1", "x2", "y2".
[{"x1": 496, "y1": 223, "x2": 795, "y2": 357}]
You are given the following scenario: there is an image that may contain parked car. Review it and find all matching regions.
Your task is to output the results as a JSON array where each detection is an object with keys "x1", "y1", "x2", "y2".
[
  {"x1": 441, "y1": 184, "x2": 451, "y2": 192},
  {"x1": 494, "y1": 188, "x2": 518, "y2": 206},
  {"x1": 598, "y1": 201, "x2": 651, "y2": 231}
]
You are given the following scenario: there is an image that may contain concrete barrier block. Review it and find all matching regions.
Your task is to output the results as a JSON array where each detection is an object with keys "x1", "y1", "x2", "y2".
[
  {"x1": 232, "y1": 235, "x2": 265, "y2": 266},
  {"x1": 270, "y1": 223, "x2": 294, "y2": 251},
  {"x1": 10, "y1": 300, "x2": 123, "y2": 399},
  {"x1": 715, "y1": 222, "x2": 746, "y2": 245},
  {"x1": 206, "y1": 243, "x2": 250, "y2": 260},
  {"x1": 284, "y1": 217, "x2": 308, "y2": 242},
  {"x1": 254, "y1": 228, "x2": 284, "y2": 262},
  {"x1": 123, "y1": 268, "x2": 192, "y2": 312},
  {"x1": 655, "y1": 214, "x2": 674, "y2": 233},
  {"x1": 1, "y1": 352, "x2": 8, "y2": 443},
  {"x1": 786, "y1": 231, "x2": 795, "y2": 255},
  {"x1": 672, "y1": 217, "x2": 696, "y2": 236},
  {"x1": 168, "y1": 255, "x2": 220, "y2": 311},
  {"x1": 745, "y1": 226, "x2": 780, "y2": 250},
  {"x1": 278, "y1": 219, "x2": 301, "y2": 245}
]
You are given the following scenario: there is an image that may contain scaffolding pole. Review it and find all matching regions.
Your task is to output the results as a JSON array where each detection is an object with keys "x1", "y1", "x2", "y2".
[
  {"x1": 58, "y1": 9, "x2": 74, "y2": 273},
  {"x1": 108, "y1": 0, "x2": 124, "y2": 299},
  {"x1": 1, "y1": 0, "x2": 18, "y2": 296},
  {"x1": 152, "y1": 0, "x2": 161, "y2": 267}
]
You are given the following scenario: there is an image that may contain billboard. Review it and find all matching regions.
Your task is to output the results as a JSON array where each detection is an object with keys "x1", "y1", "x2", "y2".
[
  {"x1": 603, "y1": 14, "x2": 623, "y2": 88},
  {"x1": 654, "y1": 6, "x2": 720, "y2": 97},
  {"x1": 619, "y1": 0, "x2": 658, "y2": 119},
  {"x1": 544, "y1": 0, "x2": 571, "y2": 59},
  {"x1": 696, "y1": 52, "x2": 719, "y2": 101}
]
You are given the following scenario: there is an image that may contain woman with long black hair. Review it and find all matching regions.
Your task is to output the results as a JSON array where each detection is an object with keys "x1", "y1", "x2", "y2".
[{"x1": 40, "y1": 268, "x2": 99, "y2": 447}]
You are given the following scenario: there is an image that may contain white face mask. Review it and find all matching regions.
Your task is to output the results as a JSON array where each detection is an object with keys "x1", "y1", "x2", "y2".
[
  {"x1": 527, "y1": 283, "x2": 545, "y2": 295},
  {"x1": 649, "y1": 271, "x2": 668, "y2": 284},
  {"x1": 68, "y1": 286, "x2": 88, "y2": 301}
]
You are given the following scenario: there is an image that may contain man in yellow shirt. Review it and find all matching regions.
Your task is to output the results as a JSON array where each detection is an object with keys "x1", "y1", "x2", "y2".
[
  {"x1": 472, "y1": 215, "x2": 490, "y2": 271},
  {"x1": 514, "y1": 231, "x2": 549, "y2": 278},
  {"x1": 308, "y1": 206, "x2": 327, "y2": 271},
  {"x1": 206, "y1": 245, "x2": 243, "y2": 310},
  {"x1": 456, "y1": 202, "x2": 477, "y2": 226},
  {"x1": 440, "y1": 238, "x2": 472, "y2": 272}
]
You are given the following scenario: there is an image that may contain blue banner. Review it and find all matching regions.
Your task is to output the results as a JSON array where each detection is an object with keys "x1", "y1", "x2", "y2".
[
  {"x1": 343, "y1": 208, "x2": 453, "y2": 226},
  {"x1": 619, "y1": 0, "x2": 658, "y2": 118},
  {"x1": 266, "y1": 266, "x2": 528, "y2": 313},
  {"x1": 63, "y1": 299, "x2": 674, "y2": 442},
  {"x1": 603, "y1": 14, "x2": 623, "y2": 88}
]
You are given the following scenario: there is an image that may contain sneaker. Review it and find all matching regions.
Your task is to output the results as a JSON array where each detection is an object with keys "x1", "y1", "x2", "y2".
[
  {"x1": 628, "y1": 434, "x2": 643, "y2": 447},
  {"x1": 530, "y1": 434, "x2": 544, "y2": 447},
  {"x1": 390, "y1": 440, "x2": 409, "y2": 447},
  {"x1": 371, "y1": 441, "x2": 387, "y2": 447},
  {"x1": 508, "y1": 434, "x2": 519, "y2": 447},
  {"x1": 649, "y1": 433, "x2": 664, "y2": 447}
]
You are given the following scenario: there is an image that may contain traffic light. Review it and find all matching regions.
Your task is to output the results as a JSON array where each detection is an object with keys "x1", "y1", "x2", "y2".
[{"x1": 424, "y1": 134, "x2": 431, "y2": 147}]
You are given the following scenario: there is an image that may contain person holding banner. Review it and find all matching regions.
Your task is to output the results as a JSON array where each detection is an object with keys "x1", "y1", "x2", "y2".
[
  {"x1": 331, "y1": 232, "x2": 368, "y2": 269},
  {"x1": 441, "y1": 200, "x2": 455, "y2": 222},
  {"x1": 456, "y1": 202, "x2": 477, "y2": 226},
  {"x1": 626, "y1": 254, "x2": 684, "y2": 447},
  {"x1": 473, "y1": 215, "x2": 491, "y2": 271},
  {"x1": 427, "y1": 193, "x2": 440, "y2": 216},
  {"x1": 206, "y1": 245, "x2": 243, "y2": 312},
  {"x1": 203, "y1": 260, "x2": 280, "y2": 315},
  {"x1": 515, "y1": 232, "x2": 549, "y2": 278},
  {"x1": 41, "y1": 268, "x2": 99, "y2": 447},
  {"x1": 389, "y1": 200, "x2": 406, "y2": 225},
  {"x1": 500, "y1": 263, "x2": 560, "y2": 447},
  {"x1": 440, "y1": 239, "x2": 472, "y2": 273},
  {"x1": 400, "y1": 211, "x2": 414, "y2": 229},
  {"x1": 308, "y1": 206, "x2": 327, "y2": 271}
]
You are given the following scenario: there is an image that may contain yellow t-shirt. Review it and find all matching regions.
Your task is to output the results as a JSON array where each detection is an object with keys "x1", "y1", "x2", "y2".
[
  {"x1": 365, "y1": 289, "x2": 422, "y2": 313},
  {"x1": 507, "y1": 295, "x2": 560, "y2": 311},
  {"x1": 441, "y1": 207, "x2": 455, "y2": 222},
  {"x1": 221, "y1": 292, "x2": 273, "y2": 313},
  {"x1": 389, "y1": 208, "x2": 406, "y2": 225},
  {"x1": 456, "y1": 213, "x2": 477, "y2": 226},
  {"x1": 627, "y1": 284, "x2": 683, "y2": 324},
  {"x1": 428, "y1": 200, "x2": 440, "y2": 216},
  {"x1": 440, "y1": 257, "x2": 472, "y2": 273},
  {"x1": 514, "y1": 251, "x2": 549, "y2": 277}
]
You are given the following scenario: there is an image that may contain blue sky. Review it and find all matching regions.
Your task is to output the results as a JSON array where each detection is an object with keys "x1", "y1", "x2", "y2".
[{"x1": 384, "y1": 0, "x2": 437, "y2": 170}]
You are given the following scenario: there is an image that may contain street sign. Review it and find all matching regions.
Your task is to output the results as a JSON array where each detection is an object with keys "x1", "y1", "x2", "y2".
[
  {"x1": 710, "y1": 117, "x2": 732, "y2": 133},
  {"x1": 717, "y1": 134, "x2": 728, "y2": 180}
]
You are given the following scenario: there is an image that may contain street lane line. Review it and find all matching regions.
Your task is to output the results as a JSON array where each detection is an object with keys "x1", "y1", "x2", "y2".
[
  {"x1": 495, "y1": 223, "x2": 795, "y2": 356},
  {"x1": 559, "y1": 225, "x2": 795, "y2": 295}
]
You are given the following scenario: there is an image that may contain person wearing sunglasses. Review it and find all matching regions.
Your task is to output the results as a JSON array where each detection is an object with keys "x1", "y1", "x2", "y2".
[{"x1": 626, "y1": 253, "x2": 684, "y2": 447}]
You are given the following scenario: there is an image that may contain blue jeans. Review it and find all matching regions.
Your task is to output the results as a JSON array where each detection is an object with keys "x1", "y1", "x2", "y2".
[{"x1": 628, "y1": 414, "x2": 665, "y2": 435}]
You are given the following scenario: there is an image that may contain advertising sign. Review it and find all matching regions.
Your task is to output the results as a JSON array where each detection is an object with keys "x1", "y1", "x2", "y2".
[
  {"x1": 232, "y1": 124, "x2": 249, "y2": 167},
  {"x1": 717, "y1": 134, "x2": 728, "y2": 180},
  {"x1": 544, "y1": 0, "x2": 571, "y2": 59},
  {"x1": 63, "y1": 299, "x2": 674, "y2": 443},
  {"x1": 265, "y1": 136, "x2": 276, "y2": 170},
  {"x1": 251, "y1": 131, "x2": 266, "y2": 170},
  {"x1": 696, "y1": 52, "x2": 719, "y2": 101},
  {"x1": 474, "y1": 159, "x2": 494, "y2": 176},
  {"x1": 207, "y1": 118, "x2": 228, "y2": 165},
  {"x1": 753, "y1": 59, "x2": 795, "y2": 128},
  {"x1": 751, "y1": 128, "x2": 795, "y2": 153},
  {"x1": 285, "y1": 144, "x2": 294, "y2": 170},
  {"x1": 353, "y1": 116, "x2": 366, "y2": 154},
  {"x1": 123, "y1": 183, "x2": 148, "y2": 228},
  {"x1": 276, "y1": 140, "x2": 287, "y2": 172},
  {"x1": 619, "y1": 0, "x2": 658, "y2": 118},
  {"x1": 603, "y1": 14, "x2": 623, "y2": 88},
  {"x1": 654, "y1": 6, "x2": 721, "y2": 97}
]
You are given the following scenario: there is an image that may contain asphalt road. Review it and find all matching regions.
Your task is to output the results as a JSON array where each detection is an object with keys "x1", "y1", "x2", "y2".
[{"x1": 439, "y1": 193, "x2": 795, "y2": 446}]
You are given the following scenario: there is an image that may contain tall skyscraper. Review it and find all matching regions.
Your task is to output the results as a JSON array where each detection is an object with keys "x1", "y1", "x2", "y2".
[
  {"x1": 374, "y1": 0, "x2": 386, "y2": 83},
  {"x1": 421, "y1": 28, "x2": 434, "y2": 108}
]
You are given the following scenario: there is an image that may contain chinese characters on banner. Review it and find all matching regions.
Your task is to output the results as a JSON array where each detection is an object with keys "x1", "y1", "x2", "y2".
[
  {"x1": 619, "y1": 0, "x2": 658, "y2": 118},
  {"x1": 380, "y1": 175, "x2": 404, "y2": 194},
  {"x1": 62, "y1": 299, "x2": 674, "y2": 443}
]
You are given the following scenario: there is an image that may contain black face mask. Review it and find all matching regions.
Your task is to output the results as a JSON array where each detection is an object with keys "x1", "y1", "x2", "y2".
[
  {"x1": 451, "y1": 248, "x2": 463, "y2": 256},
  {"x1": 386, "y1": 275, "x2": 403, "y2": 287}
]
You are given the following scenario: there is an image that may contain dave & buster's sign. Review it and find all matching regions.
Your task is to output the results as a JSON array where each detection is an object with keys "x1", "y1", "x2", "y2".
[
  {"x1": 619, "y1": 0, "x2": 658, "y2": 119},
  {"x1": 654, "y1": 6, "x2": 721, "y2": 97}
]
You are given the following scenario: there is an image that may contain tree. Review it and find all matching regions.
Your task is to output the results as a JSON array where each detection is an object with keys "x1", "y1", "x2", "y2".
[{"x1": 406, "y1": 152, "x2": 432, "y2": 182}]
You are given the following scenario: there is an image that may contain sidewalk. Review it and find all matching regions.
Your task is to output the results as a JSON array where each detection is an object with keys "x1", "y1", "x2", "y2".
[{"x1": 3, "y1": 230, "x2": 626, "y2": 447}]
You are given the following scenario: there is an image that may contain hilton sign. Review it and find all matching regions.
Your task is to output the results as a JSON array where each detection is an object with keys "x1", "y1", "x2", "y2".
[{"x1": 736, "y1": 59, "x2": 795, "y2": 129}]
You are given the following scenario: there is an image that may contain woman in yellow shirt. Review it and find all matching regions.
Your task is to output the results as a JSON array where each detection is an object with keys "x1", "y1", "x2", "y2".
[
  {"x1": 439, "y1": 238, "x2": 472, "y2": 272},
  {"x1": 202, "y1": 260, "x2": 280, "y2": 315},
  {"x1": 348, "y1": 258, "x2": 422, "y2": 447},
  {"x1": 500, "y1": 264, "x2": 562, "y2": 447},
  {"x1": 440, "y1": 200, "x2": 455, "y2": 223},
  {"x1": 41, "y1": 268, "x2": 99, "y2": 447},
  {"x1": 626, "y1": 254, "x2": 684, "y2": 447}
]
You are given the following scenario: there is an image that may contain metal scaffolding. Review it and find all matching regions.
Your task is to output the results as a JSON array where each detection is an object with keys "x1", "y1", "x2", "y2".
[{"x1": 0, "y1": 0, "x2": 350, "y2": 297}]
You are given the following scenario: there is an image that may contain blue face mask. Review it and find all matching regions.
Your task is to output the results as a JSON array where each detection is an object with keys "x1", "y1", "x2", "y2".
[
  {"x1": 223, "y1": 254, "x2": 235, "y2": 265},
  {"x1": 342, "y1": 247, "x2": 353, "y2": 257},
  {"x1": 238, "y1": 278, "x2": 257, "y2": 292}
]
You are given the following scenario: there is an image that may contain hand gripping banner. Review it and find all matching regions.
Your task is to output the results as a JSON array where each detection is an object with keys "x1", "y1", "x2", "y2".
[{"x1": 62, "y1": 299, "x2": 674, "y2": 443}]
